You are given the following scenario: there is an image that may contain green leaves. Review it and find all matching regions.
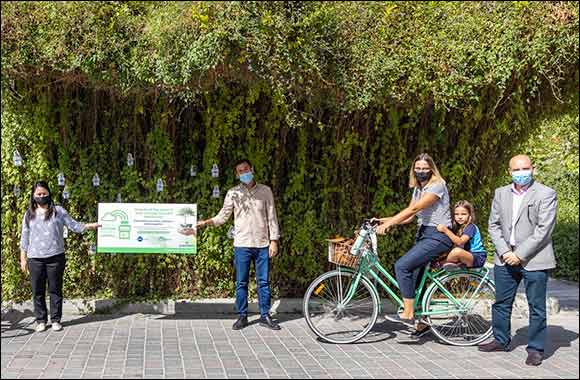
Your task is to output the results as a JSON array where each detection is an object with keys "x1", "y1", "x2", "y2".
[
  {"x1": 1, "y1": 2, "x2": 578, "y2": 303},
  {"x1": 2, "y1": 2, "x2": 578, "y2": 112}
]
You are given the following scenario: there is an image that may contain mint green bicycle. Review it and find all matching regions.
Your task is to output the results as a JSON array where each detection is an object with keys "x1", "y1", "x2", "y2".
[{"x1": 303, "y1": 219, "x2": 495, "y2": 345}]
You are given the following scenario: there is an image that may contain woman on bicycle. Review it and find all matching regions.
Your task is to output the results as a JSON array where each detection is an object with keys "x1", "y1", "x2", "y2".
[{"x1": 375, "y1": 153, "x2": 453, "y2": 328}]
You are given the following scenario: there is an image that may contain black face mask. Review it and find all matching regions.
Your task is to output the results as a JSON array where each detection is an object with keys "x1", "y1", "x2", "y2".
[
  {"x1": 34, "y1": 195, "x2": 51, "y2": 206},
  {"x1": 414, "y1": 171, "x2": 432, "y2": 183}
]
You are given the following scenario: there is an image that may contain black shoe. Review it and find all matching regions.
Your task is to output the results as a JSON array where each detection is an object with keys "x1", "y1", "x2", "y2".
[
  {"x1": 478, "y1": 340, "x2": 509, "y2": 352},
  {"x1": 410, "y1": 323, "x2": 431, "y2": 338},
  {"x1": 525, "y1": 350, "x2": 543, "y2": 366},
  {"x1": 232, "y1": 316, "x2": 248, "y2": 330},
  {"x1": 259, "y1": 315, "x2": 281, "y2": 330},
  {"x1": 398, "y1": 323, "x2": 431, "y2": 342}
]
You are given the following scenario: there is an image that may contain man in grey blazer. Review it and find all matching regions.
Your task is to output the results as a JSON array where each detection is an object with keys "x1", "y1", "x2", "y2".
[{"x1": 479, "y1": 154, "x2": 557, "y2": 366}]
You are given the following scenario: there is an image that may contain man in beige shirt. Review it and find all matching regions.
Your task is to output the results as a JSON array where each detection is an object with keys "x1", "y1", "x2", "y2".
[{"x1": 187, "y1": 159, "x2": 281, "y2": 330}]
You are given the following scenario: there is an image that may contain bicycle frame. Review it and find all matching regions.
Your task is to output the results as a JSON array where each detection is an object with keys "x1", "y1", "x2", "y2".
[{"x1": 336, "y1": 224, "x2": 492, "y2": 318}]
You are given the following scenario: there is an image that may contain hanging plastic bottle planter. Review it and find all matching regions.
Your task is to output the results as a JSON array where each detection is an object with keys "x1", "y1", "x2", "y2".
[
  {"x1": 92, "y1": 173, "x2": 100, "y2": 187},
  {"x1": 13, "y1": 185, "x2": 20, "y2": 197},
  {"x1": 89, "y1": 244, "x2": 97, "y2": 255},
  {"x1": 116, "y1": 193, "x2": 122, "y2": 203},
  {"x1": 211, "y1": 164, "x2": 219, "y2": 178},
  {"x1": 63, "y1": 226, "x2": 68, "y2": 239},
  {"x1": 58, "y1": 173, "x2": 65, "y2": 187},
  {"x1": 127, "y1": 153, "x2": 134, "y2": 167},
  {"x1": 156, "y1": 178, "x2": 164, "y2": 193},
  {"x1": 62, "y1": 186, "x2": 70, "y2": 200},
  {"x1": 212, "y1": 185, "x2": 220, "y2": 198},
  {"x1": 190, "y1": 164, "x2": 197, "y2": 177},
  {"x1": 227, "y1": 226, "x2": 235, "y2": 240},
  {"x1": 13, "y1": 149, "x2": 23, "y2": 167}
]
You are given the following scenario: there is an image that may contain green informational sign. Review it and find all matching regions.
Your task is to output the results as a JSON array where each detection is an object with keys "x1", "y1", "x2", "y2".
[{"x1": 97, "y1": 203, "x2": 196, "y2": 254}]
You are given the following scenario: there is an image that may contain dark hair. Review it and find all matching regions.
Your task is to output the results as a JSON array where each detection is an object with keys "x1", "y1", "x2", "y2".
[
  {"x1": 25, "y1": 181, "x2": 57, "y2": 227},
  {"x1": 233, "y1": 159, "x2": 253, "y2": 174},
  {"x1": 452, "y1": 200, "x2": 476, "y2": 236}
]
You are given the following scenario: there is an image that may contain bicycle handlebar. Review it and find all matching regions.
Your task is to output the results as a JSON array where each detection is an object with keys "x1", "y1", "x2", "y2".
[{"x1": 362, "y1": 218, "x2": 381, "y2": 227}]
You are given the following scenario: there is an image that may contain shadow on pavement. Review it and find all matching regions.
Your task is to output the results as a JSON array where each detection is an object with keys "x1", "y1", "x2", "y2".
[
  {"x1": 1, "y1": 309, "x2": 36, "y2": 339},
  {"x1": 156, "y1": 312, "x2": 304, "y2": 324},
  {"x1": 311, "y1": 319, "x2": 404, "y2": 345},
  {"x1": 512, "y1": 325, "x2": 579, "y2": 360},
  {"x1": 2, "y1": 309, "x2": 132, "y2": 339},
  {"x1": 58, "y1": 313, "x2": 131, "y2": 329}
]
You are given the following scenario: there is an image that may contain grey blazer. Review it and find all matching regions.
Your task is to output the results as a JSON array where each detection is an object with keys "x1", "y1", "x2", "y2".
[{"x1": 488, "y1": 180, "x2": 557, "y2": 271}]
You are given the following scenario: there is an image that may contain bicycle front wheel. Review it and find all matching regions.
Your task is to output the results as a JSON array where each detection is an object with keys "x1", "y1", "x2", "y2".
[
  {"x1": 303, "y1": 269, "x2": 379, "y2": 344},
  {"x1": 424, "y1": 271, "x2": 495, "y2": 346}
]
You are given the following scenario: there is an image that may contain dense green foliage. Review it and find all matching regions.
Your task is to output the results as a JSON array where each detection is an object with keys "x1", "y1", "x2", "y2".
[
  {"x1": 2, "y1": 1, "x2": 578, "y2": 302},
  {"x1": 518, "y1": 96, "x2": 579, "y2": 281}
]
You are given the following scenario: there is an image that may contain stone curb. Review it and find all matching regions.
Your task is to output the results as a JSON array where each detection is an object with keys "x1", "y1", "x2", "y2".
[
  {"x1": 0, "y1": 298, "x2": 398, "y2": 317},
  {"x1": 2, "y1": 263, "x2": 570, "y2": 318},
  {"x1": 0, "y1": 295, "x2": 561, "y2": 319}
]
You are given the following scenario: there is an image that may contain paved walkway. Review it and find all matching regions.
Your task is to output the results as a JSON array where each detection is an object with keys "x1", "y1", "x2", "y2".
[
  {"x1": 2, "y1": 310, "x2": 578, "y2": 379},
  {"x1": 2, "y1": 273, "x2": 578, "y2": 379}
]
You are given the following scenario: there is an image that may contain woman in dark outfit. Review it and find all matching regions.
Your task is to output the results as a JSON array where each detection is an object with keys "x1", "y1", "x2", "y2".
[{"x1": 20, "y1": 181, "x2": 100, "y2": 332}]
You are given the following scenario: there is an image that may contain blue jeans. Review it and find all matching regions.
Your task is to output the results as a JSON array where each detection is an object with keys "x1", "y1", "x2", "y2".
[
  {"x1": 492, "y1": 265, "x2": 548, "y2": 352},
  {"x1": 395, "y1": 226, "x2": 453, "y2": 299},
  {"x1": 234, "y1": 247, "x2": 271, "y2": 317}
]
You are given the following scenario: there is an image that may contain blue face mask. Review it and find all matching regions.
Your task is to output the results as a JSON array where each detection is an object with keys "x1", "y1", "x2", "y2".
[
  {"x1": 239, "y1": 172, "x2": 254, "y2": 185},
  {"x1": 512, "y1": 169, "x2": 533, "y2": 186}
]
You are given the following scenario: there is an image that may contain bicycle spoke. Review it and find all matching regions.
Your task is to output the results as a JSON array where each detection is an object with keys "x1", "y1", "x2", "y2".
[
  {"x1": 308, "y1": 292, "x2": 334, "y2": 310},
  {"x1": 343, "y1": 299, "x2": 374, "y2": 309},
  {"x1": 425, "y1": 273, "x2": 494, "y2": 346},
  {"x1": 304, "y1": 270, "x2": 379, "y2": 344},
  {"x1": 328, "y1": 276, "x2": 340, "y2": 303}
]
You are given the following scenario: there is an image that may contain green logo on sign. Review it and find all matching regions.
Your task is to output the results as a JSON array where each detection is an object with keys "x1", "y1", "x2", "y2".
[{"x1": 102, "y1": 210, "x2": 131, "y2": 239}]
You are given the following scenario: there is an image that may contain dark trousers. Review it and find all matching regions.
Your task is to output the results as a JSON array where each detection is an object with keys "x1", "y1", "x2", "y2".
[
  {"x1": 28, "y1": 253, "x2": 66, "y2": 324},
  {"x1": 395, "y1": 226, "x2": 453, "y2": 299},
  {"x1": 234, "y1": 247, "x2": 271, "y2": 317},
  {"x1": 492, "y1": 264, "x2": 548, "y2": 352}
]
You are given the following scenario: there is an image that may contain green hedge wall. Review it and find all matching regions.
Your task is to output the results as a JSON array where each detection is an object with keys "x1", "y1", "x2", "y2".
[
  {"x1": 1, "y1": 2, "x2": 578, "y2": 302},
  {"x1": 517, "y1": 96, "x2": 579, "y2": 281}
]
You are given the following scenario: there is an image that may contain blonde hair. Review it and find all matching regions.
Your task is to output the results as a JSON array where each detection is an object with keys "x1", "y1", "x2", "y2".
[
  {"x1": 452, "y1": 200, "x2": 476, "y2": 236},
  {"x1": 408, "y1": 153, "x2": 446, "y2": 189}
]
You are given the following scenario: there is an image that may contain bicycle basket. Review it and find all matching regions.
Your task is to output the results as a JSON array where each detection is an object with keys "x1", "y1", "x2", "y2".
[{"x1": 327, "y1": 237, "x2": 360, "y2": 268}]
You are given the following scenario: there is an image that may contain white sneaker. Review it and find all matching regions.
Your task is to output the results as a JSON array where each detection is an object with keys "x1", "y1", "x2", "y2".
[
  {"x1": 35, "y1": 322, "x2": 46, "y2": 332},
  {"x1": 51, "y1": 322, "x2": 63, "y2": 331}
]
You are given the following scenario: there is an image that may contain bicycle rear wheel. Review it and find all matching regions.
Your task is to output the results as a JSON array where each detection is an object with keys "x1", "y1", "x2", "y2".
[
  {"x1": 303, "y1": 269, "x2": 379, "y2": 344},
  {"x1": 424, "y1": 271, "x2": 495, "y2": 346}
]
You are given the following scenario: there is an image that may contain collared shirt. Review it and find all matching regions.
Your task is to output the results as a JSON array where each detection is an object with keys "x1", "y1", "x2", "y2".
[
  {"x1": 509, "y1": 182, "x2": 530, "y2": 246},
  {"x1": 20, "y1": 206, "x2": 86, "y2": 258},
  {"x1": 211, "y1": 183, "x2": 280, "y2": 248}
]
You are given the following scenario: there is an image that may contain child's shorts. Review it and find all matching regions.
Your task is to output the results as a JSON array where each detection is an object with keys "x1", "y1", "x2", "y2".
[{"x1": 471, "y1": 252, "x2": 487, "y2": 268}]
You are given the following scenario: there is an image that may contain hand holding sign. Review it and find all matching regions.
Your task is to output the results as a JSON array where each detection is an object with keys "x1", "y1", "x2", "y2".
[{"x1": 178, "y1": 227, "x2": 196, "y2": 236}]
